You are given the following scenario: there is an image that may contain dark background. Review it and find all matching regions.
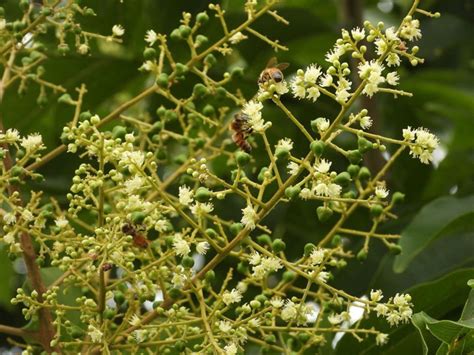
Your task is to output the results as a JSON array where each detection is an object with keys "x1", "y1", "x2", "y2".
[{"x1": 0, "y1": 0, "x2": 473, "y2": 353}]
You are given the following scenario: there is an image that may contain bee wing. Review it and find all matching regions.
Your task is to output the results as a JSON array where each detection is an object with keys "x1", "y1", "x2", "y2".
[
  {"x1": 266, "y1": 57, "x2": 278, "y2": 68},
  {"x1": 276, "y1": 62, "x2": 290, "y2": 71}
]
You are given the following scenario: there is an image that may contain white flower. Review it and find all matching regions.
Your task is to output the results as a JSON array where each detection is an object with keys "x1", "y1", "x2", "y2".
[
  {"x1": 229, "y1": 31, "x2": 247, "y2": 44},
  {"x1": 222, "y1": 288, "x2": 242, "y2": 305},
  {"x1": 3, "y1": 213, "x2": 16, "y2": 225},
  {"x1": 375, "y1": 38, "x2": 388, "y2": 56},
  {"x1": 335, "y1": 89, "x2": 350, "y2": 103},
  {"x1": 55, "y1": 216, "x2": 68, "y2": 228},
  {"x1": 325, "y1": 44, "x2": 345, "y2": 64},
  {"x1": 291, "y1": 77, "x2": 306, "y2": 99},
  {"x1": 328, "y1": 313, "x2": 343, "y2": 325},
  {"x1": 358, "y1": 60, "x2": 384, "y2": 80},
  {"x1": 2, "y1": 128, "x2": 20, "y2": 142},
  {"x1": 88, "y1": 325, "x2": 103, "y2": 343},
  {"x1": 224, "y1": 343, "x2": 238, "y2": 355},
  {"x1": 309, "y1": 248, "x2": 325, "y2": 265},
  {"x1": 376, "y1": 333, "x2": 389, "y2": 346},
  {"x1": 375, "y1": 303, "x2": 389, "y2": 317},
  {"x1": 304, "y1": 64, "x2": 322, "y2": 83},
  {"x1": 3, "y1": 233, "x2": 15, "y2": 244},
  {"x1": 120, "y1": 151, "x2": 145, "y2": 169},
  {"x1": 370, "y1": 289, "x2": 384, "y2": 302},
  {"x1": 275, "y1": 138, "x2": 294, "y2": 152},
  {"x1": 78, "y1": 44, "x2": 89, "y2": 55},
  {"x1": 261, "y1": 257, "x2": 282, "y2": 273},
  {"x1": 190, "y1": 202, "x2": 214, "y2": 217},
  {"x1": 299, "y1": 187, "x2": 313, "y2": 200},
  {"x1": 173, "y1": 234, "x2": 190, "y2": 256},
  {"x1": 386, "y1": 311, "x2": 402, "y2": 326},
  {"x1": 219, "y1": 320, "x2": 232, "y2": 333},
  {"x1": 248, "y1": 318, "x2": 261, "y2": 328},
  {"x1": 21, "y1": 210, "x2": 34, "y2": 222},
  {"x1": 287, "y1": 161, "x2": 299, "y2": 175},
  {"x1": 270, "y1": 297, "x2": 284, "y2": 308},
  {"x1": 360, "y1": 115, "x2": 373, "y2": 130},
  {"x1": 242, "y1": 100, "x2": 263, "y2": 119},
  {"x1": 319, "y1": 73, "x2": 333, "y2": 87},
  {"x1": 133, "y1": 329, "x2": 147, "y2": 343},
  {"x1": 400, "y1": 19, "x2": 422, "y2": 41},
  {"x1": 314, "y1": 117, "x2": 330, "y2": 133},
  {"x1": 306, "y1": 87, "x2": 321, "y2": 102},
  {"x1": 141, "y1": 60, "x2": 157, "y2": 72},
  {"x1": 408, "y1": 128, "x2": 439, "y2": 164},
  {"x1": 124, "y1": 175, "x2": 145, "y2": 193},
  {"x1": 402, "y1": 126, "x2": 415, "y2": 141},
  {"x1": 316, "y1": 271, "x2": 330, "y2": 283},
  {"x1": 241, "y1": 204, "x2": 258, "y2": 230},
  {"x1": 274, "y1": 81, "x2": 289, "y2": 95},
  {"x1": 385, "y1": 27, "x2": 399, "y2": 42},
  {"x1": 314, "y1": 159, "x2": 332, "y2": 174},
  {"x1": 196, "y1": 241, "x2": 210, "y2": 255},
  {"x1": 386, "y1": 72, "x2": 399, "y2": 86},
  {"x1": 386, "y1": 53, "x2": 401, "y2": 67},
  {"x1": 21, "y1": 133, "x2": 43, "y2": 151},
  {"x1": 249, "y1": 252, "x2": 261, "y2": 265},
  {"x1": 145, "y1": 30, "x2": 158, "y2": 45},
  {"x1": 351, "y1": 27, "x2": 366, "y2": 41},
  {"x1": 129, "y1": 314, "x2": 141, "y2": 326},
  {"x1": 281, "y1": 300, "x2": 298, "y2": 322},
  {"x1": 172, "y1": 268, "x2": 187, "y2": 287},
  {"x1": 178, "y1": 185, "x2": 194, "y2": 206},
  {"x1": 375, "y1": 186, "x2": 389, "y2": 199},
  {"x1": 112, "y1": 25, "x2": 125, "y2": 37}
]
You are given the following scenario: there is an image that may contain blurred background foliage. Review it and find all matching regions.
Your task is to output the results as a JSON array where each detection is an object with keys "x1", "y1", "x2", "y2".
[{"x1": 0, "y1": 0, "x2": 473, "y2": 353}]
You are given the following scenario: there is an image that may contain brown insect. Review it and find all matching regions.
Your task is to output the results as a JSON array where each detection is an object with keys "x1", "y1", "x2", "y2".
[
  {"x1": 258, "y1": 57, "x2": 290, "y2": 85},
  {"x1": 230, "y1": 112, "x2": 253, "y2": 153},
  {"x1": 122, "y1": 223, "x2": 149, "y2": 248}
]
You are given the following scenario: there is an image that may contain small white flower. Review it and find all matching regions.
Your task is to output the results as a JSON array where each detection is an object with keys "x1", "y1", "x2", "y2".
[
  {"x1": 309, "y1": 248, "x2": 325, "y2": 265},
  {"x1": 385, "y1": 27, "x2": 399, "y2": 42},
  {"x1": 224, "y1": 343, "x2": 238, "y2": 355},
  {"x1": 261, "y1": 257, "x2": 282, "y2": 273},
  {"x1": 351, "y1": 27, "x2": 366, "y2": 41},
  {"x1": 196, "y1": 241, "x2": 210, "y2": 255},
  {"x1": 190, "y1": 202, "x2": 214, "y2": 217},
  {"x1": 370, "y1": 289, "x2": 384, "y2": 302},
  {"x1": 21, "y1": 133, "x2": 43, "y2": 151},
  {"x1": 112, "y1": 25, "x2": 125, "y2": 37},
  {"x1": 400, "y1": 19, "x2": 422, "y2": 41},
  {"x1": 335, "y1": 89, "x2": 350, "y2": 103},
  {"x1": 386, "y1": 72, "x2": 399, "y2": 86},
  {"x1": 87, "y1": 325, "x2": 103, "y2": 343},
  {"x1": 124, "y1": 175, "x2": 145, "y2": 193},
  {"x1": 315, "y1": 159, "x2": 332, "y2": 174},
  {"x1": 3, "y1": 213, "x2": 16, "y2": 225},
  {"x1": 328, "y1": 313, "x2": 343, "y2": 325},
  {"x1": 304, "y1": 64, "x2": 322, "y2": 83},
  {"x1": 173, "y1": 234, "x2": 190, "y2": 257},
  {"x1": 248, "y1": 252, "x2": 261, "y2": 266},
  {"x1": 229, "y1": 31, "x2": 247, "y2": 44},
  {"x1": 306, "y1": 86, "x2": 321, "y2": 102},
  {"x1": 3, "y1": 233, "x2": 15, "y2": 244},
  {"x1": 219, "y1": 320, "x2": 232, "y2": 333},
  {"x1": 386, "y1": 53, "x2": 401, "y2": 67},
  {"x1": 375, "y1": 186, "x2": 389, "y2": 199},
  {"x1": 376, "y1": 333, "x2": 389, "y2": 346},
  {"x1": 274, "y1": 81, "x2": 289, "y2": 95},
  {"x1": 222, "y1": 288, "x2": 242, "y2": 305},
  {"x1": 178, "y1": 185, "x2": 194, "y2": 206},
  {"x1": 275, "y1": 138, "x2": 294, "y2": 152},
  {"x1": 319, "y1": 73, "x2": 333, "y2": 87},
  {"x1": 299, "y1": 187, "x2": 313, "y2": 200},
  {"x1": 375, "y1": 303, "x2": 389, "y2": 317},
  {"x1": 241, "y1": 204, "x2": 258, "y2": 230},
  {"x1": 242, "y1": 100, "x2": 263, "y2": 119},
  {"x1": 314, "y1": 117, "x2": 330, "y2": 133},
  {"x1": 0, "y1": 19, "x2": 6, "y2": 31},
  {"x1": 145, "y1": 30, "x2": 158, "y2": 45},
  {"x1": 402, "y1": 126, "x2": 415, "y2": 141},
  {"x1": 281, "y1": 300, "x2": 298, "y2": 322},
  {"x1": 55, "y1": 216, "x2": 68, "y2": 229},
  {"x1": 360, "y1": 115, "x2": 373, "y2": 130},
  {"x1": 287, "y1": 161, "x2": 299, "y2": 175},
  {"x1": 2, "y1": 128, "x2": 20, "y2": 142},
  {"x1": 133, "y1": 329, "x2": 147, "y2": 343},
  {"x1": 129, "y1": 314, "x2": 141, "y2": 326},
  {"x1": 78, "y1": 43, "x2": 89, "y2": 55},
  {"x1": 21, "y1": 210, "x2": 34, "y2": 222},
  {"x1": 270, "y1": 297, "x2": 284, "y2": 308}
]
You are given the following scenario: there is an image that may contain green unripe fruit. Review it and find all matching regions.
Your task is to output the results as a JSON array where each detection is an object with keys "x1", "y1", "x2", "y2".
[
  {"x1": 165, "y1": 110, "x2": 178, "y2": 122},
  {"x1": 10, "y1": 166, "x2": 24, "y2": 177},
  {"x1": 304, "y1": 243, "x2": 316, "y2": 257},
  {"x1": 331, "y1": 234, "x2": 342, "y2": 246},
  {"x1": 317, "y1": 206, "x2": 333, "y2": 222},
  {"x1": 131, "y1": 211, "x2": 146, "y2": 224},
  {"x1": 175, "y1": 341, "x2": 185, "y2": 352},
  {"x1": 195, "y1": 187, "x2": 211, "y2": 202},
  {"x1": 205, "y1": 270, "x2": 215, "y2": 283},
  {"x1": 114, "y1": 291, "x2": 125, "y2": 304},
  {"x1": 272, "y1": 239, "x2": 286, "y2": 253},
  {"x1": 282, "y1": 270, "x2": 296, "y2": 282},
  {"x1": 143, "y1": 47, "x2": 156, "y2": 60},
  {"x1": 173, "y1": 153, "x2": 187, "y2": 165},
  {"x1": 112, "y1": 125, "x2": 127, "y2": 140},
  {"x1": 275, "y1": 146, "x2": 290, "y2": 160},
  {"x1": 175, "y1": 63, "x2": 188, "y2": 75},
  {"x1": 285, "y1": 186, "x2": 301, "y2": 200},
  {"x1": 389, "y1": 244, "x2": 402, "y2": 255},
  {"x1": 347, "y1": 150, "x2": 362, "y2": 164},
  {"x1": 170, "y1": 29, "x2": 181, "y2": 40},
  {"x1": 334, "y1": 172, "x2": 351, "y2": 186},
  {"x1": 193, "y1": 83, "x2": 209, "y2": 97},
  {"x1": 196, "y1": 11, "x2": 209, "y2": 23},
  {"x1": 205, "y1": 228, "x2": 218, "y2": 238},
  {"x1": 231, "y1": 67, "x2": 244, "y2": 78},
  {"x1": 357, "y1": 249, "x2": 368, "y2": 261},
  {"x1": 58, "y1": 93, "x2": 72, "y2": 104},
  {"x1": 202, "y1": 104, "x2": 215, "y2": 116},
  {"x1": 250, "y1": 300, "x2": 261, "y2": 309},
  {"x1": 204, "y1": 53, "x2": 217, "y2": 67},
  {"x1": 156, "y1": 106, "x2": 167, "y2": 117},
  {"x1": 257, "y1": 234, "x2": 272, "y2": 246},
  {"x1": 347, "y1": 164, "x2": 360, "y2": 177},
  {"x1": 179, "y1": 25, "x2": 191, "y2": 38},
  {"x1": 237, "y1": 261, "x2": 249, "y2": 274},
  {"x1": 149, "y1": 121, "x2": 163, "y2": 135},
  {"x1": 168, "y1": 288, "x2": 182, "y2": 299},
  {"x1": 310, "y1": 140, "x2": 325, "y2": 156},
  {"x1": 235, "y1": 151, "x2": 250, "y2": 166},
  {"x1": 70, "y1": 326, "x2": 84, "y2": 339},
  {"x1": 156, "y1": 73, "x2": 169, "y2": 88},
  {"x1": 181, "y1": 256, "x2": 195, "y2": 269},
  {"x1": 258, "y1": 167, "x2": 270, "y2": 182},
  {"x1": 392, "y1": 192, "x2": 405, "y2": 204},
  {"x1": 265, "y1": 335, "x2": 276, "y2": 343},
  {"x1": 370, "y1": 204, "x2": 383, "y2": 217},
  {"x1": 195, "y1": 34, "x2": 208, "y2": 46},
  {"x1": 358, "y1": 166, "x2": 371, "y2": 180},
  {"x1": 103, "y1": 308, "x2": 116, "y2": 320},
  {"x1": 230, "y1": 223, "x2": 243, "y2": 236},
  {"x1": 358, "y1": 137, "x2": 373, "y2": 153}
]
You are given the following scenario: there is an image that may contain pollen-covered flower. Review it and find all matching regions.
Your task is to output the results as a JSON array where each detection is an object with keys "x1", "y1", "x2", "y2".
[
  {"x1": 219, "y1": 320, "x2": 233, "y2": 333},
  {"x1": 222, "y1": 288, "x2": 242, "y2": 305},
  {"x1": 306, "y1": 87, "x2": 321, "y2": 102},
  {"x1": 281, "y1": 300, "x2": 298, "y2": 322},
  {"x1": 196, "y1": 241, "x2": 210, "y2": 255},
  {"x1": 335, "y1": 89, "x2": 350, "y2": 103},
  {"x1": 129, "y1": 314, "x2": 141, "y2": 326},
  {"x1": 328, "y1": 313, "x2": 343, "y2": 325},
  {"x1": 124, "y1": 175, "x2": 145, "y2": 193},
  {"x1": 309, "y1": 248, "x2": 325, "y2": 265},
  {"x1": 242, "y1": 100, "x2": 266, "y2": 132},
  {"x1": 274, "y1": 80, "x2": 289, "y2": 95},
  {"x1": 55, "y1": 216, "x2": 69, "y2": 229},
  {"x1": 145, "y1": 30, "x2": 158, "y2": 45},
  {"x1": 304, "y1": 64, "x2": 322, "y2": 83},
  {"x1": 241, "y1": 204, "x2": 258, "y2": 230},
  {"x1": 173, "y1": 234, "x2": 190, "y2": 257},
  {"x1": 370, "y1": 289, "x2": 384, "y2": 302},
  {"x1": 271, "y1": 297, "x2": 284, "y2": 309},
  {"x1": 405, "y1": 127, "x2": 439, "y2": 164},
  {"x1": 319, "y1": 73, "x2": 333, "y2": 87},
  {"x1": 386, "y1": 53, "x2": 401, "y2": 67},
  {"x1": 3, "y1": 213, "x2": 16, "y2": 225},
  {"x1": 275, "y1": 138, "x2": 294, "y2": 153},
  {"x1": 112, "y1": 24, "x2": 125, "y2": 37}
]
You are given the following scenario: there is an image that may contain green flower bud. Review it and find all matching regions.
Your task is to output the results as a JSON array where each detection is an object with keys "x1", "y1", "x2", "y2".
[
  {"x1": 143, "y1": 47, "x2": 156, "y2": 60},
  {"x1": 272, "y1": 239, "x2": 286, "y2": 253},
  {"x1": 389, "y1": 244, "x2": 402, "y2": 255},
  {"x1": 202, "y1": 104, "x2": 215, "y2": 116},
  {"x1": 258, "y1": 167, "x2": 270, "y2": 182},
  {"x1": 58, "y1": 93, "x2": 73, "y2": 104},
  {"x1": 357, "y1": 137, "x2": 373, "y2": 153},
  {"x1": 175, "y1": 63, "x2": 188, "y2": 75},
  {"x1": 195, "y1": 187, "x2": 211, "y2": 202},
  {"x1": 173, "y1": 153, "x2": 187, "y2": 165},
  {"x1": 347, "y1": 150, "x2": 362, "y2": 164},
  {"x1": 168, "y1": 288, "x2": 182, "y2": 299},
  {"x1": 331, "y1": 234, "x2": 342, "y2": 246},
  {"x1": 231, "y1": 67, "x2": 244, "y2": 78},
  {"x1": 235, "y1": 151, "x2": 250, "y2": 166},
  {"x1": 204, "y1": 53, "x2": 217, "y2": 67},
  {"x1": 112, "y1": 125, "x2": 127, "y2": 140},
  {"x1": 310, "y1": 140, "x2": 325, "y2": 156},
  {"x1": 195, "y1": 34, "x2": 208, "y2": 46},
  {"x1": 170, "y1": 29, "x2": 181, "y2": 40},
  {"x1": 131, "y1": 211, "x2": 146, "y2": 224},
  {"x1": 357, "y1": 249, "x2": 368, "y2": 261},
  {"x1": 391, "y1": 192, "x2": 405, "y2": 204},
  {"x1": 358, "y1": 166, "x2": 371, "y2": 180},
  {"x1": 179, "y1": 25, "x2": 191, "y2": 38},
  {"x1": 275, "y1": 146, "x2": 290, "y2": 160},
  {"x1": 193, "y1": 83, "x2": 209, "y2": 98},
  {"x1": 347, "y1": 164, "x2": 360, "y2": 177},
  {"x1": 285, "y1": 186, "x2": 301, "y2": 200},
  {"x1": 250, "y1": 300, "x2": 261, "y2": 309},
  {"x1": 181, "y1": 256, "x2": 195, "y2": 269},
  {"x1": 10, "y1": 166, "x2": 24, "y2": 177},
  {"x1": 304, "y1": 243, "x2": 316, "y2": 257},
  {"x1": 156, "y1": 106, "x2": 167, "y2": 117},
  {"x1": 265, "y1": 335, "x2": 276, "y2": 343},
  {"x1": 114, "y1": 291, "x2": 125, "y2": 304},
  {"x1": 165, "y1": 110, "x2": 178, "y2": 122},
  {"x1": 370, "y1": 204, "x2": 383, "y2": 217},
  {"x1": 103, "y1": 308, "x2": 117, "y2": 320},
  {"x1": 282, "y1": 270, "x2": 296, "y2": 282},
  {"x1": 196, "y1": 12, "x2": 209, "y2": 24},
  {"x1": 237, "y1": 261, "x2": 249, "y2": 275},
  {"x1": 256, "y1": 234, "x2": 272, "y2": 246},
  {"x1": 156, "y1": 73, "x2": 169, "y2": 88},
  {"x1": 205, "y1": 270, "x2": 215, "y2": 283},
  {"x1": 317, "y1": 206, "x2": 333, "y2": 222},
  {"x1": 334, "y1": 172, "x2": 351, "y2": 186},
  {"x1": 230, "y1": 222, "x2": 243, "y2": 236},
  {"x1": 149, "y1": 121, "x2": 163, "y2": 135}
]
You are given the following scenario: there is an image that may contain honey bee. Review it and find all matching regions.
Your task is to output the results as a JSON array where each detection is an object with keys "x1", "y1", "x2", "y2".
[
  {"x1": 230, "y1": 112, "x2": 253, "y2": 153},
  {"x1": 122, "y1": 223, "x2": 149, "y2": 248},
  {"x1": 258, "y1": 57, "x2": 290, "y2": 85}
]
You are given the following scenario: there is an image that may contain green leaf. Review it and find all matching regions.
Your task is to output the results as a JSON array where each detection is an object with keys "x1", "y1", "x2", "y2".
[{"x1": 394, "y1": 195, "x2": 474, "y2": 273}]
